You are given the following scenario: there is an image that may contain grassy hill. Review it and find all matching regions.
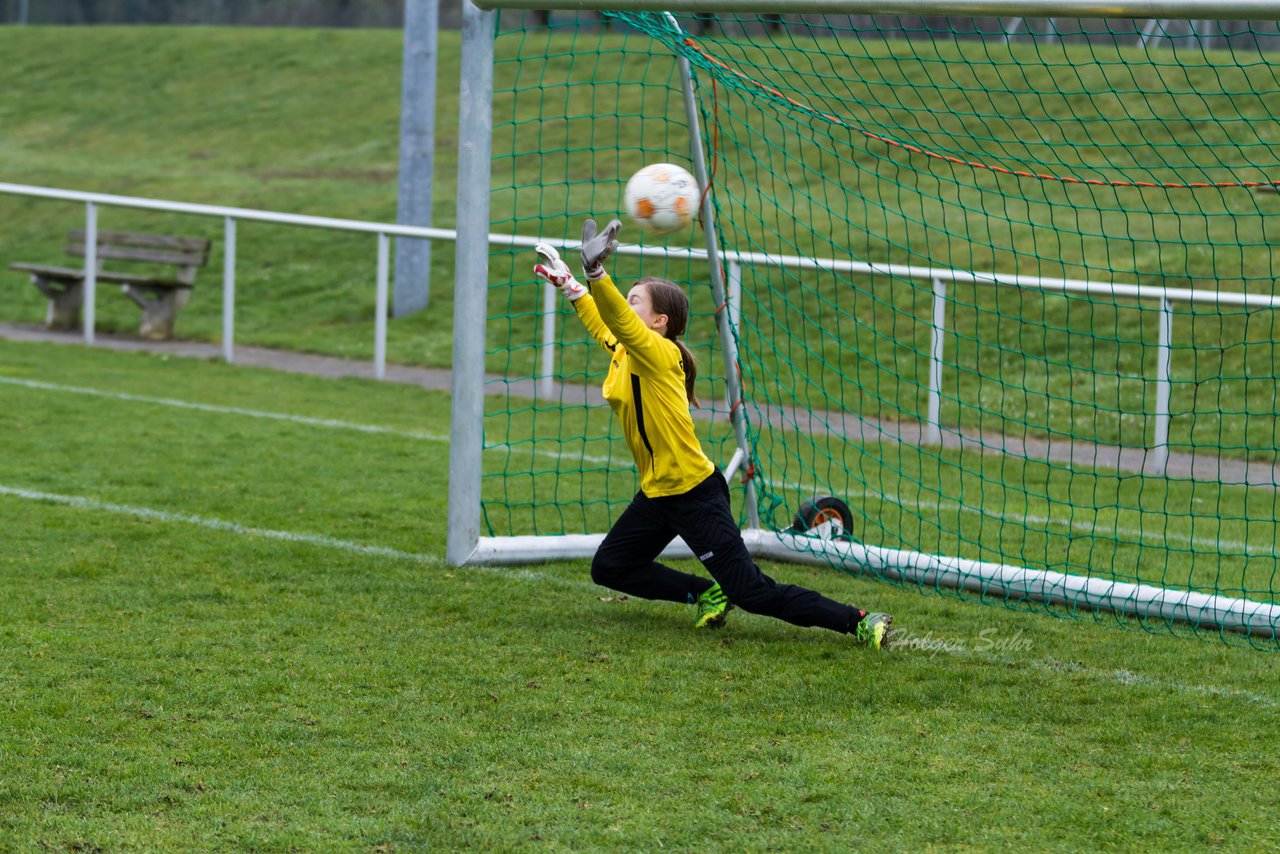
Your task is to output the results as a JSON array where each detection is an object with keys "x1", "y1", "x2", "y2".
[{"x1": 0, "y1": 25, "x2": 462, "y2": 363}]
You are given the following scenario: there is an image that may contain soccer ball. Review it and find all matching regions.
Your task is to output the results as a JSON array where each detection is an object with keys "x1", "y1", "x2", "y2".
[{"x1": 623, "y1": 163, "x2": 700, "y2": 235}]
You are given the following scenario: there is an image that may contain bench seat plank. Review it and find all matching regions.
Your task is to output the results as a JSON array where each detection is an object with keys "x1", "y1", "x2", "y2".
[
  {"x1": 68, "y1": 229, "x2": 211, "y2": 253},
  {"x1": 65, "y1": 244, "x2": 208, "y2": 267},
  {"x1": 10, "y1": 263, "x2": 193, "y2": 290}
]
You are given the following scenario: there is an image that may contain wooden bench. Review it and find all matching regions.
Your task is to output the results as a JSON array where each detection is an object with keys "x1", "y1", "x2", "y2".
[{"x1": 11, "y1": 230, "x2": 211, "y2": 340}]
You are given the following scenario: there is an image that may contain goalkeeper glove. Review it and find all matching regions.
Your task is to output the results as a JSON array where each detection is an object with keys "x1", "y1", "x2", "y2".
[
  {"x1": 534, "y1": 243, "x2": 587, "y2": 301},
  {"x1": 580, "y1": 218, "x2": 621, "y2": 281}
]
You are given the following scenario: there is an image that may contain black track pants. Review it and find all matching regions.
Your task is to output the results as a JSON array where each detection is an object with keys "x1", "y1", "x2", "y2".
[{"x1": 591, "y1": 472, "x2": 857, "y2": 633}]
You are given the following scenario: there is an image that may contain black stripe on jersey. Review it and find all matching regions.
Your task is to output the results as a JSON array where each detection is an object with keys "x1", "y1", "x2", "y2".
[{"x1": 630, "y1": 373, "x2": 654, "y2": 459}]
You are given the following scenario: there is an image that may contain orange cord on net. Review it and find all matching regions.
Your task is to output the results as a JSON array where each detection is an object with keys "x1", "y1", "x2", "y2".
[{"x1": 696, "y1": 75, "x2": 722, "y2": 245}]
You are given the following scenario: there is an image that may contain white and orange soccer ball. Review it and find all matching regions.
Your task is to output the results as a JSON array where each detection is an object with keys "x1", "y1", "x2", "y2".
[{"x1": 623, "y1": 163, "x2": 700, "y2": 235}]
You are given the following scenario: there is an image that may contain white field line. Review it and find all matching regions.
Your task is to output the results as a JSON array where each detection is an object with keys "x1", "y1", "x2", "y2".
[
  {"x1": 484, "y1": 441, "x2": 616, "y2": 467},
  {"x1": 1028, "y1": 659, "x2": 1280, "y2": 708},
  {"x1": 0, "y1": 376, "x2": 451, "y2": 440},
  {"x1": 0, "y1": 376, "x2": 621, "y2": 467},
  {"x1": 771, "y1": 470, "x2": 1278, "y2": 557},
  {"x1": 826, "y1": 484, "x2": 1278, "y2": 557},
  {"x1": 5, "y1": 376, "x2": 1274, "y2": 555},
  {"x1": 0, "y1": 482, "x2": 570, "y2": 584},
  {"x1": 0, "y1": 483, "x2": 442, "y2": 564}
]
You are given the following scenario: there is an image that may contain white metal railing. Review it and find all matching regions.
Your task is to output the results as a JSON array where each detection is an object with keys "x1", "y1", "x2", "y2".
[
  {"x1": 6, "y1": 182, "x2": 1280, "y2": 477},
  {"x1": 528, "y1": 239, "x2": 1280, "y2": 479},
  {"x1": 0, "y1": 182, "x2": 457, "y2": 379}
]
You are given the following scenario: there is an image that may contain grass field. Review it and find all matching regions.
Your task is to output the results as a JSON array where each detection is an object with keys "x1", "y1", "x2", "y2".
[
  {"x1": 2, "y1": 336, "x2": 1279, "y2": 850},
  {"x1": 2, "y1": 22, "x2": 1280, "y2": 845}
]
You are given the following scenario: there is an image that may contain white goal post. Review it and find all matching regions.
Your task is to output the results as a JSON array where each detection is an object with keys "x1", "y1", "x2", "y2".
[{"x1": 446, "y1": 0, "x2": 1280, "y2": 639}]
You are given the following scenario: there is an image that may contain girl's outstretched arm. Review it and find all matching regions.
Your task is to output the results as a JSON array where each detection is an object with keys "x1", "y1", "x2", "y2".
[
  {"x1": 584, "y1": 271, "x2": 668, "y2": 364},
  {"x1": 578, "y1": 219, "x2": 674, "y2": 373},
  {"x1": 534, "y1": 242, "x2": 617, "y2": 353}
]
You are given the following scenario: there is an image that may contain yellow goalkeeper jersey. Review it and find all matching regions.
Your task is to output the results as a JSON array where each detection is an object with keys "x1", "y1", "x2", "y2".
[{"x1": 572, "y1": 274, "x2": 715, "y2": 498}]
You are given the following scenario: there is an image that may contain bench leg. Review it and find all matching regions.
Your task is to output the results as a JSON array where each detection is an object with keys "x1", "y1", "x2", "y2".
[
  {"x1": 124, "y1": 285, "x2": 190, "y2": 340},
  {"x1": 30, "y1": 275, "x2": 84, "y2": 331}
]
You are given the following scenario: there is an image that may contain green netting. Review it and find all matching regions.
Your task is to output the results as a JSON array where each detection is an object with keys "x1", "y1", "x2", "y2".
[
  {"x1": 483, "y1": 16, "x2": 738, "y2": 539},
  {"x1": 482, "y1": 11, "x2": 1280, "y2": 647}
]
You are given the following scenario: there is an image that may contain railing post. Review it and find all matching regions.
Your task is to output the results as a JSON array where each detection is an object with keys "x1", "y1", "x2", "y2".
[
  {"x1": 1152, "y1": 296, "x2": 1173, "y2": 477},
  {"x1": 727, "y1": 259, "x2": 742, "y2": 337},
  {"x1": 375, "y1": 232, "x2": 390, "y2": 380},
  {"x1": 725, "y1": 259, "x2": 742, "y2": 411},
  {"x1": 82, "y1": 202, "x2": 97, "y2": 344},
  {"x1": 222, "y1": 216, "x2": 236, "y2": 363},
  {"x1": 539, "y1": 280, "x2": 555, "y2": 398},
  {"x1": 926, "y1": 276, "x2": 947, "y2": 445}
]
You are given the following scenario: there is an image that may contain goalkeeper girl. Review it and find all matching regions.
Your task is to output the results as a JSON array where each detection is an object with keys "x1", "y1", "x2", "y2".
[{"x1": 534, "y1": 219, "x2": 893, "y2": 649}]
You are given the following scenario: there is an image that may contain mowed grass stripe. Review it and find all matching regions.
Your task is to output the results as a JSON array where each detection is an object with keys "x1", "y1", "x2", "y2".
[
  {"x1": 0, "y1": 375, "x2": 452, "y2": 442},
  {"x1": 0, "y1": 374, "x2": 621, "y2": 466},
  {"x1": 7, "y1": 368, "x2": 1277, "y2": 560},
  {"x1": 0, "y1": 482, "x2": 586, "y2": 593},
  {"x1": 8, "y1": 475, "x2": 1272, "y2": 708},
  {"x1": 0, "y1": 482, "x2": 442, "y2": 565},
  {"x1": 0, "y1": 377, "x2": 443, "y2": 552},
  {"x1": 6, "y1": 356, "x2": 1276, "y2": 620}
]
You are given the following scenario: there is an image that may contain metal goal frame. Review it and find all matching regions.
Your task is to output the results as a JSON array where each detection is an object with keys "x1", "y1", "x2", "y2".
[{"x1": 446, "y1": 0, "x2": 1280, "y2": 638}]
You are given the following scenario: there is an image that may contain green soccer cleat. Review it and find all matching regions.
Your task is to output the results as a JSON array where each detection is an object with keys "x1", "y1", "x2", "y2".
[
  {"x1": 853, "y1": 612, "x2": 894, "y2": 650},
  {"x1": 694, "y1": 583, "x2": 733, "y2": 630}
]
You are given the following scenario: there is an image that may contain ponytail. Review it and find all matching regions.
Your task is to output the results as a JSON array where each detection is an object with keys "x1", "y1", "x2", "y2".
[
  {"x1": 672, "y1": 338, "x2": 700, "y2": 409},
  {"x1": 637, "y1": 277, "x2": 700, "y2": 408}
]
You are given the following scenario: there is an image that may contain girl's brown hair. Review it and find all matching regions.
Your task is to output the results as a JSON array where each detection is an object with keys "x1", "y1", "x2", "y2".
[{"x1": 638, "y1": 277, "x2": 699, "y2": 408}]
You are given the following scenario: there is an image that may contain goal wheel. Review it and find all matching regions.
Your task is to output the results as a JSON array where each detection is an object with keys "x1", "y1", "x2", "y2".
[{"x1": 791, "y1": 496, "x2": 853, "y2": 540}]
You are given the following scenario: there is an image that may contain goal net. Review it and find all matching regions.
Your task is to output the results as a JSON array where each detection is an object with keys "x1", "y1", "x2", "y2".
[{"x1": 450, "y1": 5, "x2": 1280, "y2": 645}]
